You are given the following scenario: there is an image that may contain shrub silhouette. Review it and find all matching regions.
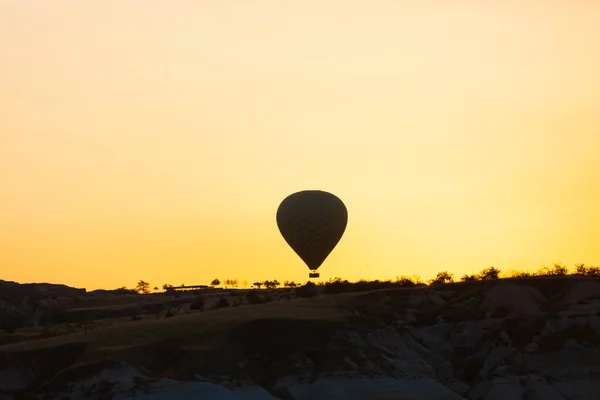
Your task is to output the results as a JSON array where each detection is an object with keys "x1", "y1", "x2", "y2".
[
  {"x1": 189, "y1": 296, "x2": 205, "y2": 311},
  {"x1": 575, "y1": 264, "x2": 588, "y2": 276},
  {"x1": 461, "y1": 274, "x2": 478, "y2": 282},
  {"x1": 322, "y1": 277, "x2": 351, "y2": 294},
  {"x1": 509, "y1": 270, "x2": 533, "y2": 278},
  {"x1": 586, "y1": 266, "x2": 600, "y2": 277},
  {"x1": 395, "y1": 276, "x2": 417, "y2": 287},
  {"x1": 574, "y1": 264, "x2": 600, "y2": 277},
  {"x1": 537, "y1": 264, "x2": 569, "y2": 277},
  {"x1": 262, "y1": 294, "x2": 274, "y2": 303},
  {"x1": 215, "y1": 297, "x2": 230, "y2": 309},
  {"x1": 165, "y1": 307, "x2": 178, "y2": 318},
  {"x1": 142, "y1": 303, "x2": 164, "y2": 318},
  {"x1": 246, "y1": 292, "x2": 264, "y2": 305},
  {"x1": 295, "y1": 282, "x2": 318, "y2": 298},
  {"x1": 113, "y1": 287, "x2": 137, "y2": 295},
  {"x1": 550, "y1": 263, "x2": 569, "y2": 276},
  {"x1": 0, "y1": 317, "x2": 21, "y2": 334},
  {"x1": 318, "y1": 277, "x2": 421, "y2": 295}
]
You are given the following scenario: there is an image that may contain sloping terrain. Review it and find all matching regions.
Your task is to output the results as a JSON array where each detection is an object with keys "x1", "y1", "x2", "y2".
[{"x1": 1, "y1": 277, "x2": 599, "y2": 399}]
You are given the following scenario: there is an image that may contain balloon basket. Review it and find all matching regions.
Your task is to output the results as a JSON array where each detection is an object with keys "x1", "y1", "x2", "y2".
[{"x1": 309, "y1": 272, "x2": 320, "y2": 278}]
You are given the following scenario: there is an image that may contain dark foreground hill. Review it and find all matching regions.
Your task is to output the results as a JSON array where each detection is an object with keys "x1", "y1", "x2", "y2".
[{"x1": 0, "y1": 276, "x2": 599, "y2": 399}]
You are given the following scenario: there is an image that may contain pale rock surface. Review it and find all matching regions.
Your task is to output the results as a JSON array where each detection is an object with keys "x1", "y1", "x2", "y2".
[
  {"x1": 112, "y1": 381, "x2": 279, "y2": 400},
  {"x1": 482, "y1": 284, "x2": 546, "y2": 317},
  {"x1": 0, "y1": 365, "x2": 30, "y2": 392},
  {"x1": 287, "y1": 378, "x2": 466, "y2": 400}
]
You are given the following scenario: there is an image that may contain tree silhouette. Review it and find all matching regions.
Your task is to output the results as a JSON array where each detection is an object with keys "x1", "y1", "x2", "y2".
[
  {"x1": 575, "y1": 263, "x2": 587, "y2": 275},
  {"x1": 587, "y1": 266, "x2": 600, "y2": 276},
  {"x1": 536, "y1": 263, "x2": 568, "y2": 277},
  {"x1": 210, "y1": 279, "x2": 220, "y2": 287},
  {"x1": 574, "y1": 264, "x2": 600, "y2": 277},
  {"x1": 253, "y1": 282, "x2": 263, "y2": 289},
  {"x1": 479, "y1": 266, "x2": 501, "y2": 280},
  {"x1": 429, "y1": 271, "x2": 454, "y2": 285},
  {"x1": 262, "y1": 280, "x2": 281, "y2": 289},
  {"x1": 225, "y1": 279, "x2": 238, "y2": 288},
  {"x1": 135, "y1": 280, "x2": 151, "y2": 294},
  {"x1": 550, "y1": 263, "x2": 568, "y2": 276}
]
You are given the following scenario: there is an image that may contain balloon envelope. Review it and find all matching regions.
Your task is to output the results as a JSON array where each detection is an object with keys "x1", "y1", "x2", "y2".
[{"x1": 276, "y1": 190, "x2": 348, "y2": 271}]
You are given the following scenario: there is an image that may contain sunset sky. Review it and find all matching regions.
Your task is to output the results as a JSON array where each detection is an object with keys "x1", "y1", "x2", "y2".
[{"x1": 1, "y1": 1, "x2": 599, "y2": 290}]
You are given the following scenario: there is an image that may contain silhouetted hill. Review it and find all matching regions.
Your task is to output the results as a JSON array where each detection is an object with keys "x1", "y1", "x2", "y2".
[
  {"x1": 0, "y1": 275, "x2": 598, "y2": 399},
  {"x1": 0, "y1": 280, "x2": 86, "y2": 304}
]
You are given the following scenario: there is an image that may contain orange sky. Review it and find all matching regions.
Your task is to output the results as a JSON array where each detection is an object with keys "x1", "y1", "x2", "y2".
[{"x1": 1, "y1": 1, "x2": 599, "y2": 290}]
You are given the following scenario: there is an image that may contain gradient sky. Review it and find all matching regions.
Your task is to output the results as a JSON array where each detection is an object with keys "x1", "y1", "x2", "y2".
[{"x1": 1, "y1": 1, "x2": 599, "y2": 290}]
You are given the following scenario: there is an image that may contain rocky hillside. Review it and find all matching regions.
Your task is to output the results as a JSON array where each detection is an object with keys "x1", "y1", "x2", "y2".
[
  {"x1": 0, "y1": 276, "x2": 599, "y2": 399},
  {"x1": 0, "y1": 280, "x2": 87, "y2": 334}
]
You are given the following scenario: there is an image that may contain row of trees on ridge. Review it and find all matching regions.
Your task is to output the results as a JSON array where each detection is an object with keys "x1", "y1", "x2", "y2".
[{"x1": 128, "y1": 263, "x2": 599, "y2": 295}]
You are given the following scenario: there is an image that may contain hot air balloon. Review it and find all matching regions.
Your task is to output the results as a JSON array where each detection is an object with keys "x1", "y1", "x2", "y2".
[{"x1": 276, "y1": 190, "x2": 348, "y2": 278}]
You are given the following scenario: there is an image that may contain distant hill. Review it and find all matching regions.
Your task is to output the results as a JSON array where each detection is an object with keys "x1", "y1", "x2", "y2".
[{"x1": 0, "y1": 279, "x2": 86, "y2": 305}]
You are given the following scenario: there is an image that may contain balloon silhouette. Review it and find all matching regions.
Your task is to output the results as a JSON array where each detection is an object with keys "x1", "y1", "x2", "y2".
[{"x1": 276, "y1": 190, "x2": 348, "y2": 278}]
